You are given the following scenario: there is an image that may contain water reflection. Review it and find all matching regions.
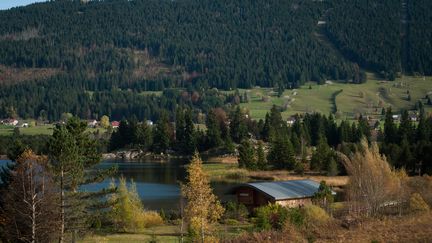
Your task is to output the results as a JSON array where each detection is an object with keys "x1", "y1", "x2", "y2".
[{"x1": 0, "y1": 159, "x2": 235, "y2": 211}]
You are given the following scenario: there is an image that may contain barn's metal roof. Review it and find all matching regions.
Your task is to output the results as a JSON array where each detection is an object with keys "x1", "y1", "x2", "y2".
[{"x1": 246, "y1": 179, "x2": 328, "y2": 200}]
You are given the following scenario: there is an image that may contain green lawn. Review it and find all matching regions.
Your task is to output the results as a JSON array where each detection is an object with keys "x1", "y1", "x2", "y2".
[
  {"x1": 0, "y1": 125, "x2": 106, "y2": 136},
  {"x1": 240, "y1": 75, "x2": 432, "y2": 120}
]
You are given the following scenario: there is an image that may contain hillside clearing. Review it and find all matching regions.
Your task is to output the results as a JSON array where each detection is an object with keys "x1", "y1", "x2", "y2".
[{"x1": 240, "y1": 75, "x2": 432, "y2": 120}]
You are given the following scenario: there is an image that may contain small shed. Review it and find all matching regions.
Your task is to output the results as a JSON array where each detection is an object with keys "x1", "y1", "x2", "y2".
[{"x1": 233, "y1": 179, "x2": 332, "y2": 209}]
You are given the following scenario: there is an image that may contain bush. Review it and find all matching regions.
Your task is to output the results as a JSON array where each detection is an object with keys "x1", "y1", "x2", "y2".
[
  {"x1": 409, "y1": 193, "x2": 430, "y2": 213},
  {"x1": 286, "y1": 208, "x2": 305, "y2": 228},
  {"x1": 224, "y1": 201, "x2": 249, "y2": 222},
  {"x1": 255, "y1": 204, "x2": 289, "y2": 230},
  {"x1": 141, "y1": 211, "x2": 164, "y2": 228},
  {"x1": 303, "y1": 205, "x2": 330, "y2": 225},
  {"x1": 224, "y1": 219, "x2": 240, "y2": 225}
]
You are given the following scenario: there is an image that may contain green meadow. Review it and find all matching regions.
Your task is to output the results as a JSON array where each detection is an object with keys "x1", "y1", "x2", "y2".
[
  {"x1": 240, "y1": 75, "x2": 432, "y2": 120},
  {"x1": 0, "y1": 124, "x2": 106, "y2": 136}
]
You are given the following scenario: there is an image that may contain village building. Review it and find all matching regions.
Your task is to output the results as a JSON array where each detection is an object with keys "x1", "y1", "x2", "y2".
[
  {"x1": 111, "y1": 121, "x2": 120, "y2": 129},
  {"x1": 232, "y1": 179, "x2": 335, "y2": 209},
  {"x1": 3, "y1": 119, "x2": 19, "y2": 126},
  {"x1": 286, "y1": 116, "x2": 296, "y2": 126},
  {"x1": 87, "y1": 119, "x2": 98, "y2": 128},
  {"x1": 145, "y1": 120, "x2": 154, "y2": 126}
]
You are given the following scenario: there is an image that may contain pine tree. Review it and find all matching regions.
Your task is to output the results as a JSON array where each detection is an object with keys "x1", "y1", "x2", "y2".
[
  {"x1": 238, "y1": 139, "x2": 257, "y2": 170},
  {"x1": 416, "y1": 106, "x2": 428, "y2": 141},
  {"x1": 398, "y1": 136, "x2": 413, "y2": 170},
  {"x1": 181, "y1": 152, "x2": 224, "y2": 241},
  {"x1": 48, "y1": 117, "x2": 115, "y2": 242},
  {"x1": 256, "y1": 141, "x2": 267, "y2": 170},
  {"x1": 357, "y1": 115, "x2": 371, "y2": 141},
  {"x1": 398, "y1": 110, "x2": 414, "y2": 143},
  {"x1": 229, "y1": 106, "x2": 247, "y2": 143},
  {"x1": 267, "y1": 132, "x2": 296, "y2": 169},
  {"x1": 206, "y1": 109, "x2": 223, "y2": 148},
  {"x1": 175, "y1": 108, "x2": 186, "y2": 151},
  {"x1": 153, "y1": 112, "x2": 171, "y2": 153},
  {"x1": 326, "y1": 157, "x2": 339, "y2": 176},
  {"x1": 384, "y1": 107, "x2": 397, "y2": 144},
  {"x1": 135, "y1": 122, "x2": 153, "y2": 151},
  {"x1": 183, "y1": 109, "x2": 196, "y2": 155}
]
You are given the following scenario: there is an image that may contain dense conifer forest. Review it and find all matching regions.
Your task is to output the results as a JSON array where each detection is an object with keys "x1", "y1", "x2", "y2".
[{"x1": 0, "y1": 0, "x2": 430, "y2": 120}]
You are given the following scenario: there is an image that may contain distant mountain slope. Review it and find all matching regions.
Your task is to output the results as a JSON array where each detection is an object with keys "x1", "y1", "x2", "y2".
[
  {"x1": 0, "y1": 0, "x2": 356, "y2": 89},
  {"x1": 0, "y1": 0, "x2": 430, "y2": 120},
  {"x1": 325, "y1": 0, "x2": 432, "y2": 79}
]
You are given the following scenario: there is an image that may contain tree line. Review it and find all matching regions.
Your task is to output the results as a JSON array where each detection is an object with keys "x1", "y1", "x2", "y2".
[
  {"x1": 110, "y1": 104, "x2": 371, "y2": 176},
  {"x1": 381, "y1": 105, "x2": 432, "y2": 175}
]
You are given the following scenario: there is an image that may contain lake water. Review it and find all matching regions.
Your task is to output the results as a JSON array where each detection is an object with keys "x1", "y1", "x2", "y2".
[{"x1": 0, "y1": 159, "x2": 236, "y2": 211}]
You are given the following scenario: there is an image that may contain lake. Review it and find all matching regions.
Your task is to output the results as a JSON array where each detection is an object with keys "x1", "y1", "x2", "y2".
[{"x1": 0, "y1": 159, "x2": 236, "y2": 211}]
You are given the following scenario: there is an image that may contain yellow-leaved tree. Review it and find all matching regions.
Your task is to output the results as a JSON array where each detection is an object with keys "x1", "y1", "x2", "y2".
[
  {"x1": 338, "y1": 139, "x2": 400, "y2": 216},
  {"x1": 181, "y1": 152, "x2": 224, "y2": 242},
  {"x1": 100, "y1": 115, "x2": 110, "y2": 129},
  {"x1": 108, "y1": 177, "x2": 162, "y2": 232}
]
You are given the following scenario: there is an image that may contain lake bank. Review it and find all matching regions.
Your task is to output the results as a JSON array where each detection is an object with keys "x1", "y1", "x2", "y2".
[{"x1": 203, "y1": 163, "x2": 348, "y2": 187}]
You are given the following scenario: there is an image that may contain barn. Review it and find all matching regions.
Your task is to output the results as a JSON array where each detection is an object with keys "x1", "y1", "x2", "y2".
[{"x1": 233, "y1": 179, "x2": 333, "y2": 209}]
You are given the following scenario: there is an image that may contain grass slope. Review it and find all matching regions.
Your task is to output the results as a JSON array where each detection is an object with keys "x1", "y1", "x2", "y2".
[{"x1": 240, "y1": 75, "x2": 432, "y2": 120}]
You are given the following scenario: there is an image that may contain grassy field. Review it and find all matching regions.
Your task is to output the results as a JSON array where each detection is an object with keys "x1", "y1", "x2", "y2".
[
  {"x1": 0, "y1": 125, "x2": 106, "y2": 136},
  {"x1": 240, "y1": 75, "x2": 432, "y2": 120},
  {"x1": 80, "y1": 223, "x2": 252, "y2": 243}
]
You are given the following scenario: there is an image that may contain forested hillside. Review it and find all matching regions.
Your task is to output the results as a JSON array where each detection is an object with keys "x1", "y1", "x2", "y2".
[
  {"x1": 325, "y1": 0, "x2": 432, "y2": 78},
  {"x1": 0, "y1": 0, "x2": 430, "y2": 120}
]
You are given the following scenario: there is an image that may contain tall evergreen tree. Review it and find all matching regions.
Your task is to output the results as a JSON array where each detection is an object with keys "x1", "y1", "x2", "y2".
[
  {"x1": 267, "y1": 133, "x2": 296, "y2": 169},
  {"x1": 256, "y1": 141, "x2": 267, "y2": 170},
  {"x1": 175, "y1": 108, "x2": 186, "y2": 151},
  {"x1": 183, "y1": 109, "x2": 196, "y2": 155},
  {"x1": 206, "y1": 109, "x2": 223, "y2": 148},
  {"x1": 48, "y1": 117, "x2": 115, "y2": 242},
  {"x1": 357, "y1": 115, "x2": 371, "y2": 142},
  {"x1": 152, "y1": 112, "x2": 171, "y2": 153},
  {"x1": 399, "y1": 110, "x2": 414, "y2": 143},
  {"x1": 238, "y1": 139, "x2": 257, "y2": 170},
  {"x1": 229, "y1": 107, "x2": 247, "y2": 143},
  {"x1": 384, "y1": 107, "x2": 397, "y2": 144}
]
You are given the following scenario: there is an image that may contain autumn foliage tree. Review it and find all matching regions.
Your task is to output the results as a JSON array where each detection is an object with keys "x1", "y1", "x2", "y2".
[
  {"x1": 338, "y1": 139, "x2": 399, "y2": 216},
  {"x1": 181, "y1": 152, "x2": 224, "y2": 242},
  {"x1": 0, "y1": 149, "x2": 59, "y2": 243}
]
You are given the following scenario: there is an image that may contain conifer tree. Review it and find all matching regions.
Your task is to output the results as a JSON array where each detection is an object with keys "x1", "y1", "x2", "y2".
[
  {"x1": 229, "y1": 106, "x2": 247, "y2": 143},
  {"x1": 135, "y1": 122, "x2": 153, "y2": 150},
  {"x1": 238, "y1": 139, "x2": 257, "y2": 170},
  {"x1": 399, "y1": 110, "x2": 413, "y2": 142},
  {"x1": 256, "y1": 141, "x2": 267, "y2": 170},
  {"x1": 183, "y1": 109, "x2": 196, "y2": 154},
  {"x1": 384, "y1": 107, "x2": 397, "y2": 144},
  {"x1": 48, "y1": 117, "x2": 115, "y2": 242},
  {"x1": 175, "y1": 107, "x2": 186, "y2": 151},
  {"x1": 267, "y1": 132, "x2": 296, "y2": 169},
  {"x1": 206, "y1": 109, "x2": 223, "y2": 148},
  {"x1": 153, "y1": 112, "x2": 171, "y2": 153}
]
